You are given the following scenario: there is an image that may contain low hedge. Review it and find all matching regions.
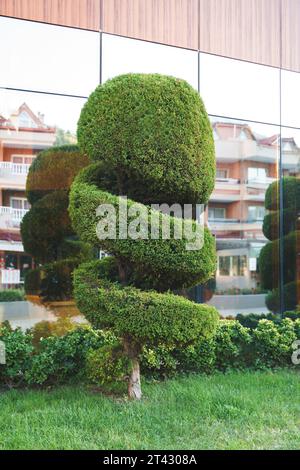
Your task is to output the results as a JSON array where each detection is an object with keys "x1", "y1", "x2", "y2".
[
  {"x1": 0, "y1": 318, "x2": 299, "y2": 388},
  {"x1": 235, "y1": 311, "x2": 300, "y2": 329},
  {"x1": 0, "y1": 289, "x2": 24, "y2": 302}
]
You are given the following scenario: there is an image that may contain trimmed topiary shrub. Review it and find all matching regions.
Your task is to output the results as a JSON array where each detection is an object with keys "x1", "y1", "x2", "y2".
[
  {"x1": 70, "y1": 74, "x2": 219, "y2": 399},
  {"x1": 21, "y1": 145, "x2": 90, "y2": 299},
  {"x1": 26, "y1": 145, "x2": 89, "y2": 204},
  {"x1": 77, "y1": 74, "x2": 215, "y2": 206},
  {"x1": 21, "y1": 191, "x2": 72, "y2": 264},
  {"x1": 266, "y1": 281, "x2": 300, "y2": 314},
  {"x1": 259, "y1": 177, "x2": 300, "y2": 311}
]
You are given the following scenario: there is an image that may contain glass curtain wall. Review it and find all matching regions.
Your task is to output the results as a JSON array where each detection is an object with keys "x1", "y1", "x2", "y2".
[{"x1": 1, "y1": 14, "x2": 299, "y2": 315}]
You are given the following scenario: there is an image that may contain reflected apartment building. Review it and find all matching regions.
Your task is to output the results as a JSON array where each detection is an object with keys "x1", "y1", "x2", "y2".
[
  {"x1": 0, "y1": 103, "x2": 55, "y2": 287},
  {"x1": 209, "y1": 121, "x2": 300, "y2": 295}
]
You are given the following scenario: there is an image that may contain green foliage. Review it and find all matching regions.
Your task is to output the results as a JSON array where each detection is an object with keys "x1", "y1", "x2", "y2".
[
  {"x1": 30, "y1": 317, "x2": 78, "y2": 349},
  {"x1": 77, "y1": 74, "x2": 215, "y2": 206},
  {"x1": 26, "y1": 145, "x2": 89, "y2": 204},
  {"x1": 73, "y1": 260, "x2": 219, "y2": 346},
  {"x1": 39, "y1": 258, "x2": 80, "y2": 301},
  {"x1": 262, "y1": 209, "x2": 299, "y2": 241},
  {"x1": 235, "y1": 311, "x2": 300, "y2": 329},
  {"x1": 265, "y1": 177, "x2": 300, "y2": 212},
  {"x1": 0, "y1": 318, "x2": 298, "y2": 389},
  {"x1": 259, "y1": 231, "x2": 299, "y2": 291},
  {"x1": 70, "y1": 73, "x2": 219, "y2": 392},
  {"x1": 266, "y1": 281, "x2": 300, "y2": 313},
  {"x1": 86, "y1": 344, "x2": 130, "y2": 385},
  {"x1": 21, "y1": 190, "x2": 72, "y2": 263},
  {"x1": 22, "y1": 145, "x2": 90, "y2": 300},
  {"x1": 24, "y1": 327, "x2": 104, "y2": 386},
  {"x1": 0, "y1": 326, "x2": 34, "y2": 387},
  {"x1": 69, "y1": 181, "x2": 217, "y2": 290},
  {"x1": 259, "y1": 177, "x2": 300, "y2": 312},
  {"x1": 252, "y1": 319, "x2": 297, "y2": 368},
  {"x1": 0, "y1": 289, "x2": 24, "y2": 302}
]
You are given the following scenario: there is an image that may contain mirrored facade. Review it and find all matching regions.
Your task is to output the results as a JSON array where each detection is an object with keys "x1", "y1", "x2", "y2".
[
  {"x1": 0, "y1": 16, "x2": 100, "y2": 96},
  {"x1": 206, "y1": 118, "x2": 280, "y2": 315},
  {"x1": 0, "y1": 15, "x2": 299, "y2": 317},
  {"x1": 199, "y1": 53, "x2": 281, "y2": 125},
  {"x1": 102, "y1": 33, "x2": 199, "y2": 89}
]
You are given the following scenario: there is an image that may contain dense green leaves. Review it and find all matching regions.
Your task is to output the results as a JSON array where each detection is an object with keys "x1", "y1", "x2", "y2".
[
  {"x1": 259, "y1": 176, "x2": 300, "y2": 311},
  {"x1": 72, "y1": 74, "x2": 218, "y2": 365},
  {"x1": 77, "y1": 74, "x2": 215, "y2": 206},
  {"x1": 21, "y1": 145, "x2": 90, "y2": 298},
  {"x1": 26, "y1": 145, "x2": 89, "y2": 204}
]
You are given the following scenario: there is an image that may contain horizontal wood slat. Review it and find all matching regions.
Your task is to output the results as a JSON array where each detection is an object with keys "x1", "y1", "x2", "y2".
[{"x1": 0, "y1": 0, "x2": 100, "y2": 30}]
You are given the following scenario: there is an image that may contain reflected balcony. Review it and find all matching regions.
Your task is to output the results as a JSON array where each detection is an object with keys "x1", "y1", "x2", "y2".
[
  {"x1": 0, "y1": 162, "x2": 31, "y2": 189},
  {"x1": 0, "y1": 206, "x2": 29, "y2": 229},
  {"x1": 214, "y1": 140, "x2": 278, "y2": 164},
  {"x1": 208, "y1": 217, "x2": 263, "y2": 233}
]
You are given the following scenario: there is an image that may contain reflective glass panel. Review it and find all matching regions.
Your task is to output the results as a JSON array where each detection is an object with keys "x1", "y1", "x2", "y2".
[
  {"x1": 0, "y1": 89, "x2": 86, "y2": 324},
  {"x1": 200, "y1": 53, "x2": 280, "y2": 124},
  {"x1": 205, "y1": 117, "x2": 280, "y2": 316},
  {"x1": 0, "y1": 17, "x2": 100, "y2": 96},
  {"x1": 280, "y1": 127, "x2": 300, "y2": 312},
  {"x1": 281, "y1": 70, "x2": 300, "y2": 128},
  {"x1": 102, "y1": 33, "x2": 198, "y2": 89}
]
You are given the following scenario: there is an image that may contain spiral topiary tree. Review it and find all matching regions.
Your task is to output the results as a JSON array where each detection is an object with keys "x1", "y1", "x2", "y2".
[
  {"x1": 69, "y1": 74, "x2": 219, "y2": 399},
  {"x1": 259, "y1": 177, "x2": 300, "y2": 312},
  {"x1": 21, "y1": 145, "x2": 90, "y2": 300}
]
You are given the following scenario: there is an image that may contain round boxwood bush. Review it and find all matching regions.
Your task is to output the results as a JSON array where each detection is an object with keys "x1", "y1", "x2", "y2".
[
  {"x1": 266, "y1": 280, "x2": 300, "y2": 313},
  {"x1": 77, "y1": 74, "x2": 215, "y2": 206},
  {"x1": 26, "y1": 145, "x2": 89, "y2": 204},
  {"x1": 265, "y1": 177, "x2": 300, "y2": 212},
  {"x1": 262, "y1": 208, "x2": 299, "y2": 241},
  {"x1": 259, "y1": 231, "x2": 300, "y2": 290}
]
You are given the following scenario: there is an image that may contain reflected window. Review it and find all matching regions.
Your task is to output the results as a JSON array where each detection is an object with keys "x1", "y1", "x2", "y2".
[
  {"x1": 208, "y1": 207, "x2": 226, "y2": 220},
  {"x1": 200, "y1": 54, "x2": 280, "y2": 124},
  {"x1": 232, "y1": 256, "x2": 247, "y2": 277},
  {"x1": 248, "y1": 206, "x2": 265, "y2": 221},
  {"x1": 219, "y1": 256, "x2": 230, "y2": 276},
  {"x1": 0, "y1": 17, "x2": 100, "y2": 96},
  {"x1": 102, "y1": 34, "x2": 198, "y2": 89}
]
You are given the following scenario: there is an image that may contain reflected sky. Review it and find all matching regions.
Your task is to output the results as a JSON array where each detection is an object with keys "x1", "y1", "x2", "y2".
[
  {"x1": 102, "y1": 33, "x2": 199, "y2": 90},
  {"x1": 200, "y1": 53, "x2": 281, "y2": 125},
  {"x1": 0, "y1": 16, "x2": 100, "y2": 96}
]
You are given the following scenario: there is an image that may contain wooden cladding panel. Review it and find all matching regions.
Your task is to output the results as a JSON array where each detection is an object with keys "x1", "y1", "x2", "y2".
[
  {"x1": 199, "y1": 0, "x2": 281, "y2": 67},
  {"x1": 282, "y1": 0, "x2": 300, "y2": 72},
  {"x1": 0, "y1": 0, "x2": 100, "y2": 30},
  {"x1": 102, "y1": 0, "x2": 199, "y2": 50}
]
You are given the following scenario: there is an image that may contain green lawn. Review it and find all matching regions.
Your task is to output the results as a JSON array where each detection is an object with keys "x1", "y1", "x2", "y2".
[{"x1": 0, "y1": 370, "x2": 299, "y2": 450}]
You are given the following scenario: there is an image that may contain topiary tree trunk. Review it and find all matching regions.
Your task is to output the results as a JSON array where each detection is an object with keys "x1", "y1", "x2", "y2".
[{"x1": 70, "y1": 73, "x2": 219, "y2": 399}]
